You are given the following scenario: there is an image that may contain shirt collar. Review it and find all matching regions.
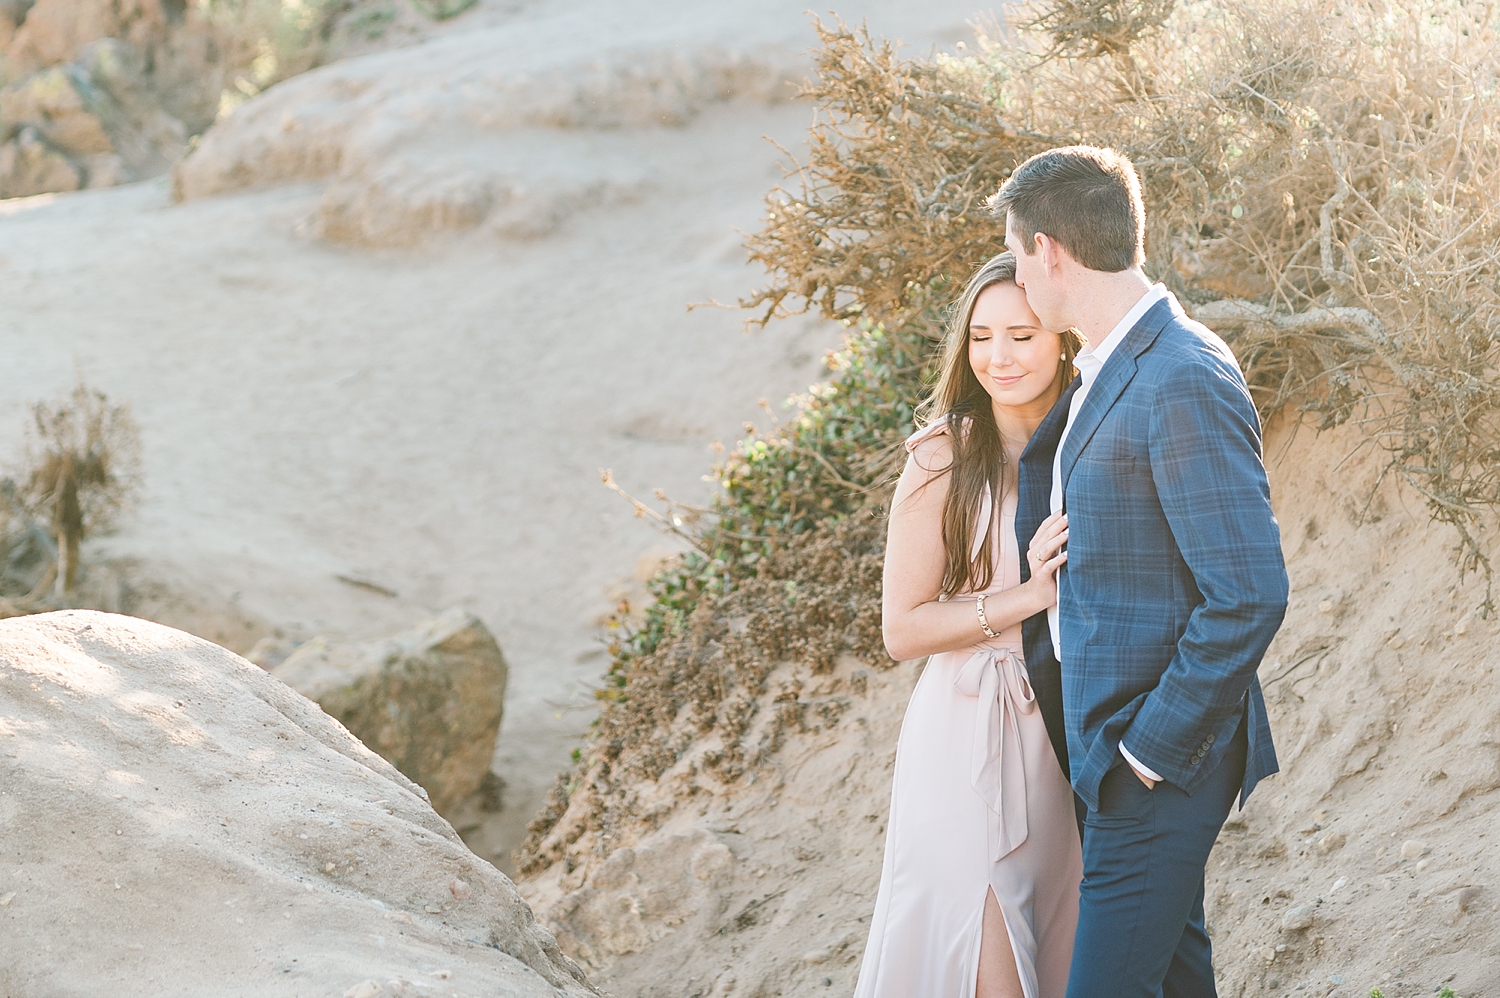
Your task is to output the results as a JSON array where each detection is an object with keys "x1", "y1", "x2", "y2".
[{"x1": 1074, "y1": 284, "x2": 1170, "y2": 384}]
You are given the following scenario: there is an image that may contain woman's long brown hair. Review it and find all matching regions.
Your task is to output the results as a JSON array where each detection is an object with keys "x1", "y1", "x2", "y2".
[{"x1": 913, "y1": 251, "x2": 1084, "y2": 597}]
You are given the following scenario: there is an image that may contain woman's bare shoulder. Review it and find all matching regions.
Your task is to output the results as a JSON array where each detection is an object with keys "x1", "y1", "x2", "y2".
[
  {"x1": 906, "y1": 416, "x2": 964, "y2": 461},
  {"x1": 904, "y1": 425, "x2": 954, "y2": 478},
  {"x1": 894, "y1": 426, "x2": 956, "y2": 509}
]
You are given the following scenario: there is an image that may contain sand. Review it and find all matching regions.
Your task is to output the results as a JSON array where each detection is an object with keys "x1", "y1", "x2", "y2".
[{"x1": 0, "y1": 0, "x2": 987, "y2": 871}]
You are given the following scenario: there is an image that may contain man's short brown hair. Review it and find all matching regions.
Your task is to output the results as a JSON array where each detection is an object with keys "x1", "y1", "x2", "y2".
[{"x1": 988, "y1": 145, "x2": 1145, "y2": 273}]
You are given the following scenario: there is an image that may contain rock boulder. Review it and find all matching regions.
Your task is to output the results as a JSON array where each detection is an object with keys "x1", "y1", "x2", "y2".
[
  {"x1": 171, "y1": 35, "x2": 801, "y2": 246},
  {"x1": 0, "y1": 609, "x2": 593, "y2": 998},
  {"x1": 0, "y1": 37, "x2": 188, "y2": 197},
  {"x1": 273, "y1": 608, "x2": 508, "y2": 817}
]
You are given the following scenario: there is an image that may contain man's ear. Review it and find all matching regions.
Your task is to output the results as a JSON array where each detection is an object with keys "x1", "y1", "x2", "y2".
[
  {"x1": 1035, "y1": 232, "x2": 1064, "y2": 278},
  {"x1": 1038, "y1": 234, "x2": 1062, "y2": 276}
]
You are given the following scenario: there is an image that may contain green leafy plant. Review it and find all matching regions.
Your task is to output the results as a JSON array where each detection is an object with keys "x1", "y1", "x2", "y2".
[
  {"x1": 515, "y1": 317, "x2": 920, "y2": 874},
  {"x1": 599, "y1": 317, "x2": 934, "y2": 675},
  {"x1": 196, "y1": 0, "x2": 357, "y2": 115},
  {"x1": 408, "y1": 0, "x2": 476, "y2": 20}
]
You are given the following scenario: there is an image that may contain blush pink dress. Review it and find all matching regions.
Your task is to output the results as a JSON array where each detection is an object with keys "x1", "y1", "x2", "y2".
[{"x1": 853, "y1": 421, "x2": 1083, "y2": 998}]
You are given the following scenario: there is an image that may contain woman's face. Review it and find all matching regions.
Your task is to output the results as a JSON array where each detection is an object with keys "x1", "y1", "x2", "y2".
[{"x1": 967, "y1": 281, "x2": 1064, "y2": 414}]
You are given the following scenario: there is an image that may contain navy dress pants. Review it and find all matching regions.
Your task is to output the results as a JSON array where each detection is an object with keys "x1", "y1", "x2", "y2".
[{"x1": 1064, "y1": 719, "x2": 1248, "y2": 998}]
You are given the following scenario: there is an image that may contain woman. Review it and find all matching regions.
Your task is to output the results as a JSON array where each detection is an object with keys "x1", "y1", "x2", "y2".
[{"x1": 854, "y1": 252, "x2": 1084, "y2": 998}]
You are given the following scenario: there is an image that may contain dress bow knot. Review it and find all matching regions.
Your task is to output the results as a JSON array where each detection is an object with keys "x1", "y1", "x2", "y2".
[{"x1": 952, "y1": 646, "x2": 1036, "y2": 862}]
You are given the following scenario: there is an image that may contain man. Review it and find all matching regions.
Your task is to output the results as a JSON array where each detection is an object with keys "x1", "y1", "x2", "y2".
[{"x1": 1001, "y1": 146, "x2": 1289, "y2": 996}]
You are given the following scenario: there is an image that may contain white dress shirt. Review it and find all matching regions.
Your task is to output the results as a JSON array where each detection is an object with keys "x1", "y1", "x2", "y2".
[{"x1": 1047, "y1": 284, "x2": 1170, "y2": 782}]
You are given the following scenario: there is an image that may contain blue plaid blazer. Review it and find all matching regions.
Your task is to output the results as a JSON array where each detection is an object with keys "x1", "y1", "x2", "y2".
[{"x1": 1015, "y1": 295, "x2": 1287, "y2": 811}]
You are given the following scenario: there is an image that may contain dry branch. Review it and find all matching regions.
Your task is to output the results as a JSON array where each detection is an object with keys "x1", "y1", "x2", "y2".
[{"x1": 743, "y1": 0, "x2": 1500, "y2": 585}]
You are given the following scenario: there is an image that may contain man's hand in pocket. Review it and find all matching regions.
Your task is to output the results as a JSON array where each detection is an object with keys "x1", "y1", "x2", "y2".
[{"x1": 1128, "y1": 761, "x2": 1157, "y2": 790}]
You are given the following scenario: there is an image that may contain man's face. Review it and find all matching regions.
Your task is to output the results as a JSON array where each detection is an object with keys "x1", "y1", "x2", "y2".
[{"x1": 1004, "y1": 215, "x2": 1067, "y2": 331}]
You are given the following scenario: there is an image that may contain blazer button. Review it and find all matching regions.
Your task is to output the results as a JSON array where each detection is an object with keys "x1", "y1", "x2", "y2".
[{"x1": 1207, "y1": 733, "x2": 1216, "y2": 744}]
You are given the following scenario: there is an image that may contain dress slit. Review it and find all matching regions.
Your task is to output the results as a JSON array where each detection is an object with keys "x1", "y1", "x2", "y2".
[{"x1": 978, "y1": 883, "x2": 1034, "y2": 998}]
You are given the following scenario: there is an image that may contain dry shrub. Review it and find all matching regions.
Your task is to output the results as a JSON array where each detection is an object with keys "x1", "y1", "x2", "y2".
[
  {"x1": 746, "y1": 0, "x2": 1500, "y2": 580},
  {"x1": 1, "y1": 381, "x2": 140, "y2": 605},
  {"x1": 515, "y1": 512, "x2": 886, "y2": 876}
]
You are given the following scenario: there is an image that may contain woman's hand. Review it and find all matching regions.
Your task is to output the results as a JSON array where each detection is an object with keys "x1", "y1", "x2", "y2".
[{"x1": 1025, "y1": 512, "x2": 1068, "y2": 609}]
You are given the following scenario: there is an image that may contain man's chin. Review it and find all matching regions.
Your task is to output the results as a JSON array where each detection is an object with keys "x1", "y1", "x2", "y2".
[{"x1": 1025, "y1": 302, "x2": 1063, "y2": 331}]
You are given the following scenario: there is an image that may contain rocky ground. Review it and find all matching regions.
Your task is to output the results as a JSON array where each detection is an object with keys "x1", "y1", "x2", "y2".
[
  {"x1": 521, "y1": 650, "x2": 908, "y2": 997},
  {"x1": 267, "y1": 608, "x2": 510, "y2": 818},
  {"x1": 519, "y1": 415, "x2": 1500, "y2": 998}
]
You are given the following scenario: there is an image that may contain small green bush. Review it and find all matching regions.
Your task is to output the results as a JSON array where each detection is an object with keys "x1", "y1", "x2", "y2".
[
  {"x1": 602, "y1": 316, "x2": 931, "y2": 680},
  {"x1": 516, "y1": 317, "x2": 924, "y2": 873}
]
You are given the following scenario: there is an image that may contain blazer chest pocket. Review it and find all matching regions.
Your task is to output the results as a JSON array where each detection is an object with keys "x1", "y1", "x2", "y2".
[{"x1": 1070, "y1": 452, "x2": 1141, "y2": 485}]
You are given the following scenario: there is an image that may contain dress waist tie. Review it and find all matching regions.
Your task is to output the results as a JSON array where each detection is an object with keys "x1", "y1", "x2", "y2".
[{"x1": 952, "y1": 646, "x2": 1036, "y2": 863}]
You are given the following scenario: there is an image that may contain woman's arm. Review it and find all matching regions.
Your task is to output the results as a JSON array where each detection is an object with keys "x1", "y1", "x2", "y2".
[{"x1": 881, "y1": 435, "x2": 1067, "y2": 662}]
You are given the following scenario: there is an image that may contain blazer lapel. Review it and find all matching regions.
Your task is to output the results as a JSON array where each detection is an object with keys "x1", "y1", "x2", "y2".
[
  {"x1": 1016, "y1": 376, "x2": 1079, "y2": 585},
  {"x1": 1058, "y1": 298, "x2": 1176, "y2": 497},
  {"x1": 1021, "y1": 377, "x2": 1080, "y2": 469}
]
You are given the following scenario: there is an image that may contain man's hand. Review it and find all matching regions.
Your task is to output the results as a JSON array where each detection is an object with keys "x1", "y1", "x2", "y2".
[{"x1": 1128, "y1": 760, "x2": 1157, "y2": 790}]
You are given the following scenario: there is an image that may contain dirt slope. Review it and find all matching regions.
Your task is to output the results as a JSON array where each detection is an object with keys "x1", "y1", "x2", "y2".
[{"x1": 518, "y1": 416, "x2": 1500, "y2": 998}]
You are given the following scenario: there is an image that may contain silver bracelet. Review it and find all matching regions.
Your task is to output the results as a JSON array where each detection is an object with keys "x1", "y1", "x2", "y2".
[{"x1": 975, "y1": 593, "x2": 1000, "y2": 638}]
